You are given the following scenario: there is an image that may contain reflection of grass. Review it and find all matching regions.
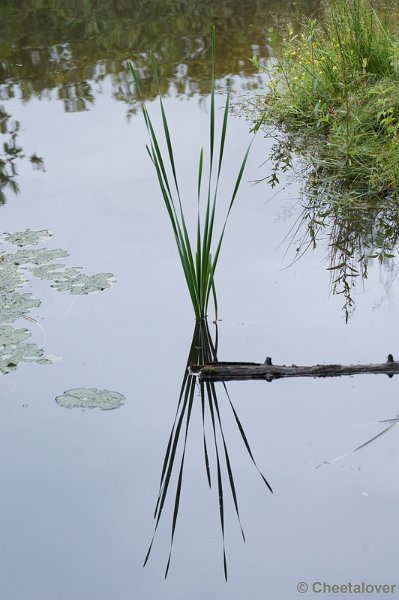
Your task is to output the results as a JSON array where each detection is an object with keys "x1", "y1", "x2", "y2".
[
  {"x1": 286, "y1": 186, "x2": 399, "y2": 320},
  {"x1": 129, "y1": 28, "x2": 251, "y2": 321},
  {"x1": 144, "y1": 319, "x2": 272, "y2": 580}
]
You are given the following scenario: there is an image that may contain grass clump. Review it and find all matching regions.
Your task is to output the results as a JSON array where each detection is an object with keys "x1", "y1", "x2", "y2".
[
  {"x1": 252, "y1": 0, "x2": 399, "y2": 319},
  {"x1": 254, "y1": 0, "x2": 399, "y2": 193},
  {"x1": 257, "y1": 0, "x2": 399, "y2": 131},
  {"x1": 129, "y1": 28, "x2": 251, "y2": 321}
]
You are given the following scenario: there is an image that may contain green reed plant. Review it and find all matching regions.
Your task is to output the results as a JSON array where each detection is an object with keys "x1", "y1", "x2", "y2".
[{"x1": 129, "y1": 28, "x2": 251, "y2": 321}]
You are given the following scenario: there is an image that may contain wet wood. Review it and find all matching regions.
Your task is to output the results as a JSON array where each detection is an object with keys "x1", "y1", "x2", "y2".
[{"x1": 190, "y1": 355, "x2": 399, "y2": 382}]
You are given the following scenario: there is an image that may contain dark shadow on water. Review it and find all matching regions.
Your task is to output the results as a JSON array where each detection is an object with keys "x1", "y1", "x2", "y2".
[{"x1": 144, "y1": 318, "x2": 272, "y2": 580}]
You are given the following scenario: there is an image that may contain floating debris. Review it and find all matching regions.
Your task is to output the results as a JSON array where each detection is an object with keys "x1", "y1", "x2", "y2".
[
  {"x1": 55, "y1": 388, "x2": 125, "y2": 410},
  {"x1": 1, "y1": 229, "x2": 52, "y2": 247}
]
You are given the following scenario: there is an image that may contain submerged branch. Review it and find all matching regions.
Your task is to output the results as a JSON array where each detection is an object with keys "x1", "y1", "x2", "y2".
[{"x1": 191, "y1": 355, "x2": 398, "y2": 382}]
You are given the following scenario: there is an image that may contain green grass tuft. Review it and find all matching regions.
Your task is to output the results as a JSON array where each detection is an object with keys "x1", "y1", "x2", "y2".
[
  {"x1": 129, "y1": 27, "x2": 251, "y2": 321},
  {"x1": 251, "y1": 0, "x2": 399, "y2": 320}
]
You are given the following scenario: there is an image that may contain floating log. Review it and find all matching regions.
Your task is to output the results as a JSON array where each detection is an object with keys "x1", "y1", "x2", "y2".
[{"x1": 190, "y1": 355, "x2": 398, "y2": 382}]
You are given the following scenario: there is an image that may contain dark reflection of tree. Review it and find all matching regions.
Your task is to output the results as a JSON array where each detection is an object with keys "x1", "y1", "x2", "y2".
[
  {"x1": 0, "y1": 0, "x2": 320, "y2": 201},
  {"x1": 0, "y1": 0, "x2": 321, "y2": 110},
  {"x1": 144, "y1": 319, "x2": 272, "y2": 580},
  {"x1": 0, "y1": 105, "x2": 44, "y2": 204}
]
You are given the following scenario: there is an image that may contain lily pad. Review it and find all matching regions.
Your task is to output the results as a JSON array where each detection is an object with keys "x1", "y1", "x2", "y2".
[
  {"x1": 1, "y1": 229, "x2": 52, "y2": 247},
  {"x1": 30, "y1": 264, "x2": 116, "y2": 294},
  {"x1": 0, "y1": 325, "x2": 51, "y2": 374},
  {"x1": 29, "y1": 262, "x2": 71, "y2": 280},
  {"x1": 0, "y1": 260, "x2": 26, "y2": 292},
  {"x1": 0, "y1": 325, "x2": 31, "y2": 345},
  {"x1": 55, "y1": 388, "x2": 125, "y2": 410},
  {"x1": 51, "y1": 271, "x2": 116, "y2": 294},
  {"x1": 7, "y1": 247, "x2": 69, "y2": 266},
  {"x1": 0, "y1": 292, "x2": 41, "y2": 323}
]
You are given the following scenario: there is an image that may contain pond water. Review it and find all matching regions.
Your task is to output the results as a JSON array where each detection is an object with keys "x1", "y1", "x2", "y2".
[{"x1": 1, "y1": 2, "x2": 398, "y2": 599}]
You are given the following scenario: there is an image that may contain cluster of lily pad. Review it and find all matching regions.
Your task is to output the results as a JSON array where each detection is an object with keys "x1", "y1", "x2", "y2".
[{"x1": 0, "y1": 228, "x2": 115, "y2": 374}]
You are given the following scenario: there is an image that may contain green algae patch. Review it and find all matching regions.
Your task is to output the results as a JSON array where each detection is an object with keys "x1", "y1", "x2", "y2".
[
  {"x1": 55, "y1": 388, "x2": 125, "y2": 410},
  {"x1": 0, "y1": 325, "x2": 51, "y2": 374},
  {"x1": 1, "y1": 229, "x2": 52, "y2": 247}
]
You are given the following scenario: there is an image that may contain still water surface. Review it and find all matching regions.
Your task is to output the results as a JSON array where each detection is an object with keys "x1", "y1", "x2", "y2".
[{"x1": 1, "y1": 2, "x2": 398, "y2": 599}]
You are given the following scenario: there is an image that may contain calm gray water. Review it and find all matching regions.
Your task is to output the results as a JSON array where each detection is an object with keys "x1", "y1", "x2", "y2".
[{"x1": 1, "y1": 2, "x2": 398, "y2": 599}]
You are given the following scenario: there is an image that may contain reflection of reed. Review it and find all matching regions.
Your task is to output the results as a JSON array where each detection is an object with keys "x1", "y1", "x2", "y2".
[
  {"x1": 317, "y1": 415, "x2": 399, "y2": 469},
  {"x1": 144, "y1": 319, "x2": 272, "y2": 580}
]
